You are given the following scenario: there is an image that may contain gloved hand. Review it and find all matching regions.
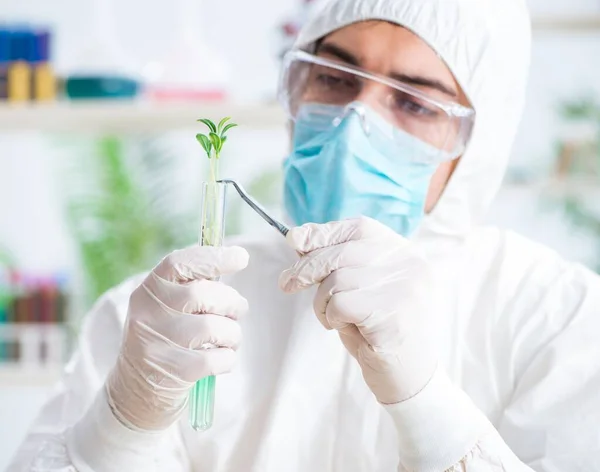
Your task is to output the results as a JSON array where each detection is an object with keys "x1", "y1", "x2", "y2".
[
  {"x1": 279, "y1": 217, "x2": 438, "y2": 405},
  {"x1": 106, "y1": 246, "x2": 249, "y2": 431}
]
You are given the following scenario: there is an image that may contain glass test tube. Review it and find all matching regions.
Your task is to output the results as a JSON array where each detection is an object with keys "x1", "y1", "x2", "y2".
[{"x1": 189, "y1": 180, "x2": 227, "y2": 431}]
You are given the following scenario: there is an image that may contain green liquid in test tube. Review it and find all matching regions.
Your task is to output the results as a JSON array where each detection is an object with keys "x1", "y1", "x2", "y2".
[{"x1": 189, "y1": 179, "x2": 227, "y2": 431}]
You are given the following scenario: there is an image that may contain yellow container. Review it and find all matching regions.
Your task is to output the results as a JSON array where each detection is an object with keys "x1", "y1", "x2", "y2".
[
  {"x1": 8, "y1": 60, "x2": 31, "y2": 102},
  {"x1": 33, "y1": 62, "x2": 56, "y2": 101}
]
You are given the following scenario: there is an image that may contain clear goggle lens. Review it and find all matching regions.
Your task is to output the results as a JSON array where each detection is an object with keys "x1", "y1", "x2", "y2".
[{"x1": 278, "y1": 50, "x2": 475, "y2": 164}]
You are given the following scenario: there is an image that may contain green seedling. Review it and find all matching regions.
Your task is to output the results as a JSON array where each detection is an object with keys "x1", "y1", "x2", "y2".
[
  {"x1": 196, "y1": 117, "x2": 238, "y2": 184},
  {"x1": 195, "y1": 117, "x2": 237, "y2": 246}
]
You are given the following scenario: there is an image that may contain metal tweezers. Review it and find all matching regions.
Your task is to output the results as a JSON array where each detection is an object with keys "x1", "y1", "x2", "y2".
[{"x1": 218, "y1": 179, "x2": 289, "y2": 237}]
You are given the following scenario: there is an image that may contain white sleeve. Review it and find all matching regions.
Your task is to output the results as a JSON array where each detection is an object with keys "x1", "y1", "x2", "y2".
[
  {"x1": 494, "y1": 263, "x2": 600, "y2": 471},
  {"x1": 386, "y1": 261, "x2": 600, "y2": 471},
  {"x1": 385, "y1": 368, "x2": 533, "y2": 471},
  {"x1": 7, "y1": 279, "x2": 191, "y2": 472}
]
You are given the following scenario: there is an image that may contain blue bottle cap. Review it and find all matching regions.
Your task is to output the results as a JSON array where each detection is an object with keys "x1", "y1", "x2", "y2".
[
  {"x1": 8, "y1": 30, "x2": 25, "y2": 61},
  {"x1": 9, "y1": 28, "x2": 36, "y2": 62},
  {"x1": 0, "y1": 29, "x2": 9, "y2": 63},
  {"x1": 33, "y1": 29, "x2": 51, "y2": 63},
  {"x1": 23, "y1": 30, "x2": 37, "y2": 62}
]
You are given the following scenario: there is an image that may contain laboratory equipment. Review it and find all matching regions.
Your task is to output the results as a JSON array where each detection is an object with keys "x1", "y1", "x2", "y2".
[
  {"x1": 143, "y1": 0, "x2": 230, "y2": 102},
  {"x1": 0, "y1": 29, "x2": 9, "y2": 99},
  {"x1": 189, "y1": 178, "x2": 287, "y2": 431},
  {"x1": 189, "y1": 180, "x2": 228, "y2": 431},
  {"x1": 65, "y1": 0, "x2": 139, "y2": 100},
  {"x1": 218, "y1": 179, "x2": 289, "y2": 236},
  {"x1": 0, "y1": 27, "x2": 57, "y2": 102},
  {"x1": 32, "y1": 29, "x2": 56, "y2": 101},
  {"x1": 7, "y1": 28, "x2": 34, "y2": 102}
]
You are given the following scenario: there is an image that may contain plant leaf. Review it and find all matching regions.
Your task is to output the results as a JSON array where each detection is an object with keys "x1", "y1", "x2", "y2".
[
  {"x1": 195, "y1": 133, "x2": 212, "y2": 157},
  {"x1": 199, "y1": 134, "x2": 212, "y2": 152},
  {"x1": 197, "y1": 118, "x2": 217, "y2": 133},
  {"x1": 209, "y1": 132, "x2": 222, "y2": 154},
  {"x1": 217, "y1": 116, "x2": 231, "y2": 134},
  {"x1": 216, "y1": 136, "x2": 227, "y2": 156},
  {"x1": 221, "y1": 123, "x2": 238, "y2": 136}
]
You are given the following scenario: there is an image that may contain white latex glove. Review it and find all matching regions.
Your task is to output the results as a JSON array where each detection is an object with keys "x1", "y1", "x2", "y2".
[
  {"x1": 106, "y1": 246, "x2": 249, "y2": 431},
  {"x1": 279, "y1": 217, "x2": 437, "y2": 405}
]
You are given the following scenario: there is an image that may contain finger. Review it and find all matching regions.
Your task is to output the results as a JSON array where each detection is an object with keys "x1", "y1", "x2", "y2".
[
  {"x1": 187, "y1": 348, "x2": 237, "y2": 380},
  {"x1": 148, "y1": 347, "x2": 238, "y2": 383},
  {"x1": 327, "y1": 287, "x2": 385, "y2": 328},
  {"x1": 135, "y1": 314, "x2": 242, "y2": 351},
  {"x1": 286, "y1": 216, "x2": 398, "y2": 254},
  {"x1": 144, "y1": 273, "x2": 249, "y2": 319},
  {"x1": 325, "y1": 279, "x2": 426, "y2": 352},
  {"x1": 154, "y1": 246, "x2": 249, "y2": 283},
  {"x1": 279, "y1": 239, "x2": 400, "y2": 293},
  {"x1": 313, "y1": 265, "x2": 389, "y2": 329},
  {"x1": 338, "y1": 325, "x2": 362, "y2": 360}
]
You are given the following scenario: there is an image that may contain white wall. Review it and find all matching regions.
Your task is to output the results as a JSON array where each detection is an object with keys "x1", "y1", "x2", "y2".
[{"x1": 527, "y1": 0, "x2": 600, "y2": 16}]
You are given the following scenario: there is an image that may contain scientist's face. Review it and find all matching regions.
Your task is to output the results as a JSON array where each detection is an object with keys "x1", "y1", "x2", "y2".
[{"x1": 316, "y1": 21, "x2": 470, "y2": 212}]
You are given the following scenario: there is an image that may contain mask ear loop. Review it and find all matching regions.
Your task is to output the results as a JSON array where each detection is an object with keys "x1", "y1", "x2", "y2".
[{"x1": 333, "y1": 102, "x2": 371, "y2": 136}]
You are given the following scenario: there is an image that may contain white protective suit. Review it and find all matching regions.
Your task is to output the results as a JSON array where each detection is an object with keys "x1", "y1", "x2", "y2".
[{"x1": 9, "y1": 0, "x2": 600, "y2": 471}]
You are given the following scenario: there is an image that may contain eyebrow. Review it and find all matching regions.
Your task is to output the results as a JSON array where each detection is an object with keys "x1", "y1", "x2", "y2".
[{"x1": 316, "y1": 41, "x2": 458, "y2": 98}]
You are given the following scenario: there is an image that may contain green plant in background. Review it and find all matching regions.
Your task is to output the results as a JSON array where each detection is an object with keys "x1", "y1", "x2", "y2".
[
  {"x1": 0, "y1": 244, "x2": 15, "y2": 268},
  {"x1": 65, "y1": 136, "x2": 197, "y2": 306},
  {"x1": 549, "y1": 96, "x2": 600, "y2": 271},
  {"x1": 560, "y1": 96, "x2": 600, "y2": 121}
]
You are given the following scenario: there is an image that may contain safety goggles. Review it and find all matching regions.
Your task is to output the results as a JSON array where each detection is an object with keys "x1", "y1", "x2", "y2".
[{"x1": 278, "y1": 50, "x2": 476, "y2": 163}]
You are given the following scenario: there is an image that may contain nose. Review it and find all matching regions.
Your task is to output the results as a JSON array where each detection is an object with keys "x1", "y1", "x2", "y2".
[{"x1": 333, "y1": 102, "x2": 371, "y2": 135}]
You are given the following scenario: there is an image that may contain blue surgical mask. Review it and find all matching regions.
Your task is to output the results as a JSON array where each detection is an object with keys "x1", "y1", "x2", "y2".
[{"x1": 283, "y1": 103, "x2": 439, "y2": 237}]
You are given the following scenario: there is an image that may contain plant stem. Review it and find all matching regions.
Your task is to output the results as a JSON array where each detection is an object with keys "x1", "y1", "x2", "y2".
[{"x1": 203, "y1": 152, "x2": 220, "y2": 246}]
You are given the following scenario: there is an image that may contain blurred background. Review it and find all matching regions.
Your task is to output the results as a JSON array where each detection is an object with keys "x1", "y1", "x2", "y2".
[{"x1": 1, "y1": 0, "x2": 600, "y2": 467}]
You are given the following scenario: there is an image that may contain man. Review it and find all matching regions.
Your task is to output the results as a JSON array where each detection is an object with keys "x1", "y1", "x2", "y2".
[{"x1": 11, "y1": 0, "x2": 600, "y2": 470}]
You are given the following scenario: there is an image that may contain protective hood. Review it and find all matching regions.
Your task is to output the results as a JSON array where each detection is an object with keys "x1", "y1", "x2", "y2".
[{"x1": 293, "y1": 0, "x2": 531, "y2": 247}]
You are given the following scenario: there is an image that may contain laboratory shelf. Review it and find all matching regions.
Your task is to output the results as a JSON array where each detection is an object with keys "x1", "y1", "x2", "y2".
[
  {"x1": 0, "y1": 364, "x2": 62, "y2": 386},
  {"x1": 0, "y1": 323, "x2": 69, "y2": 387},
  {"x1": 0, "y1": 101, "x2": 287, "y2": 133},
  {"x1": 532, "y1": 16, "x2": 600, "y2": 32}
]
